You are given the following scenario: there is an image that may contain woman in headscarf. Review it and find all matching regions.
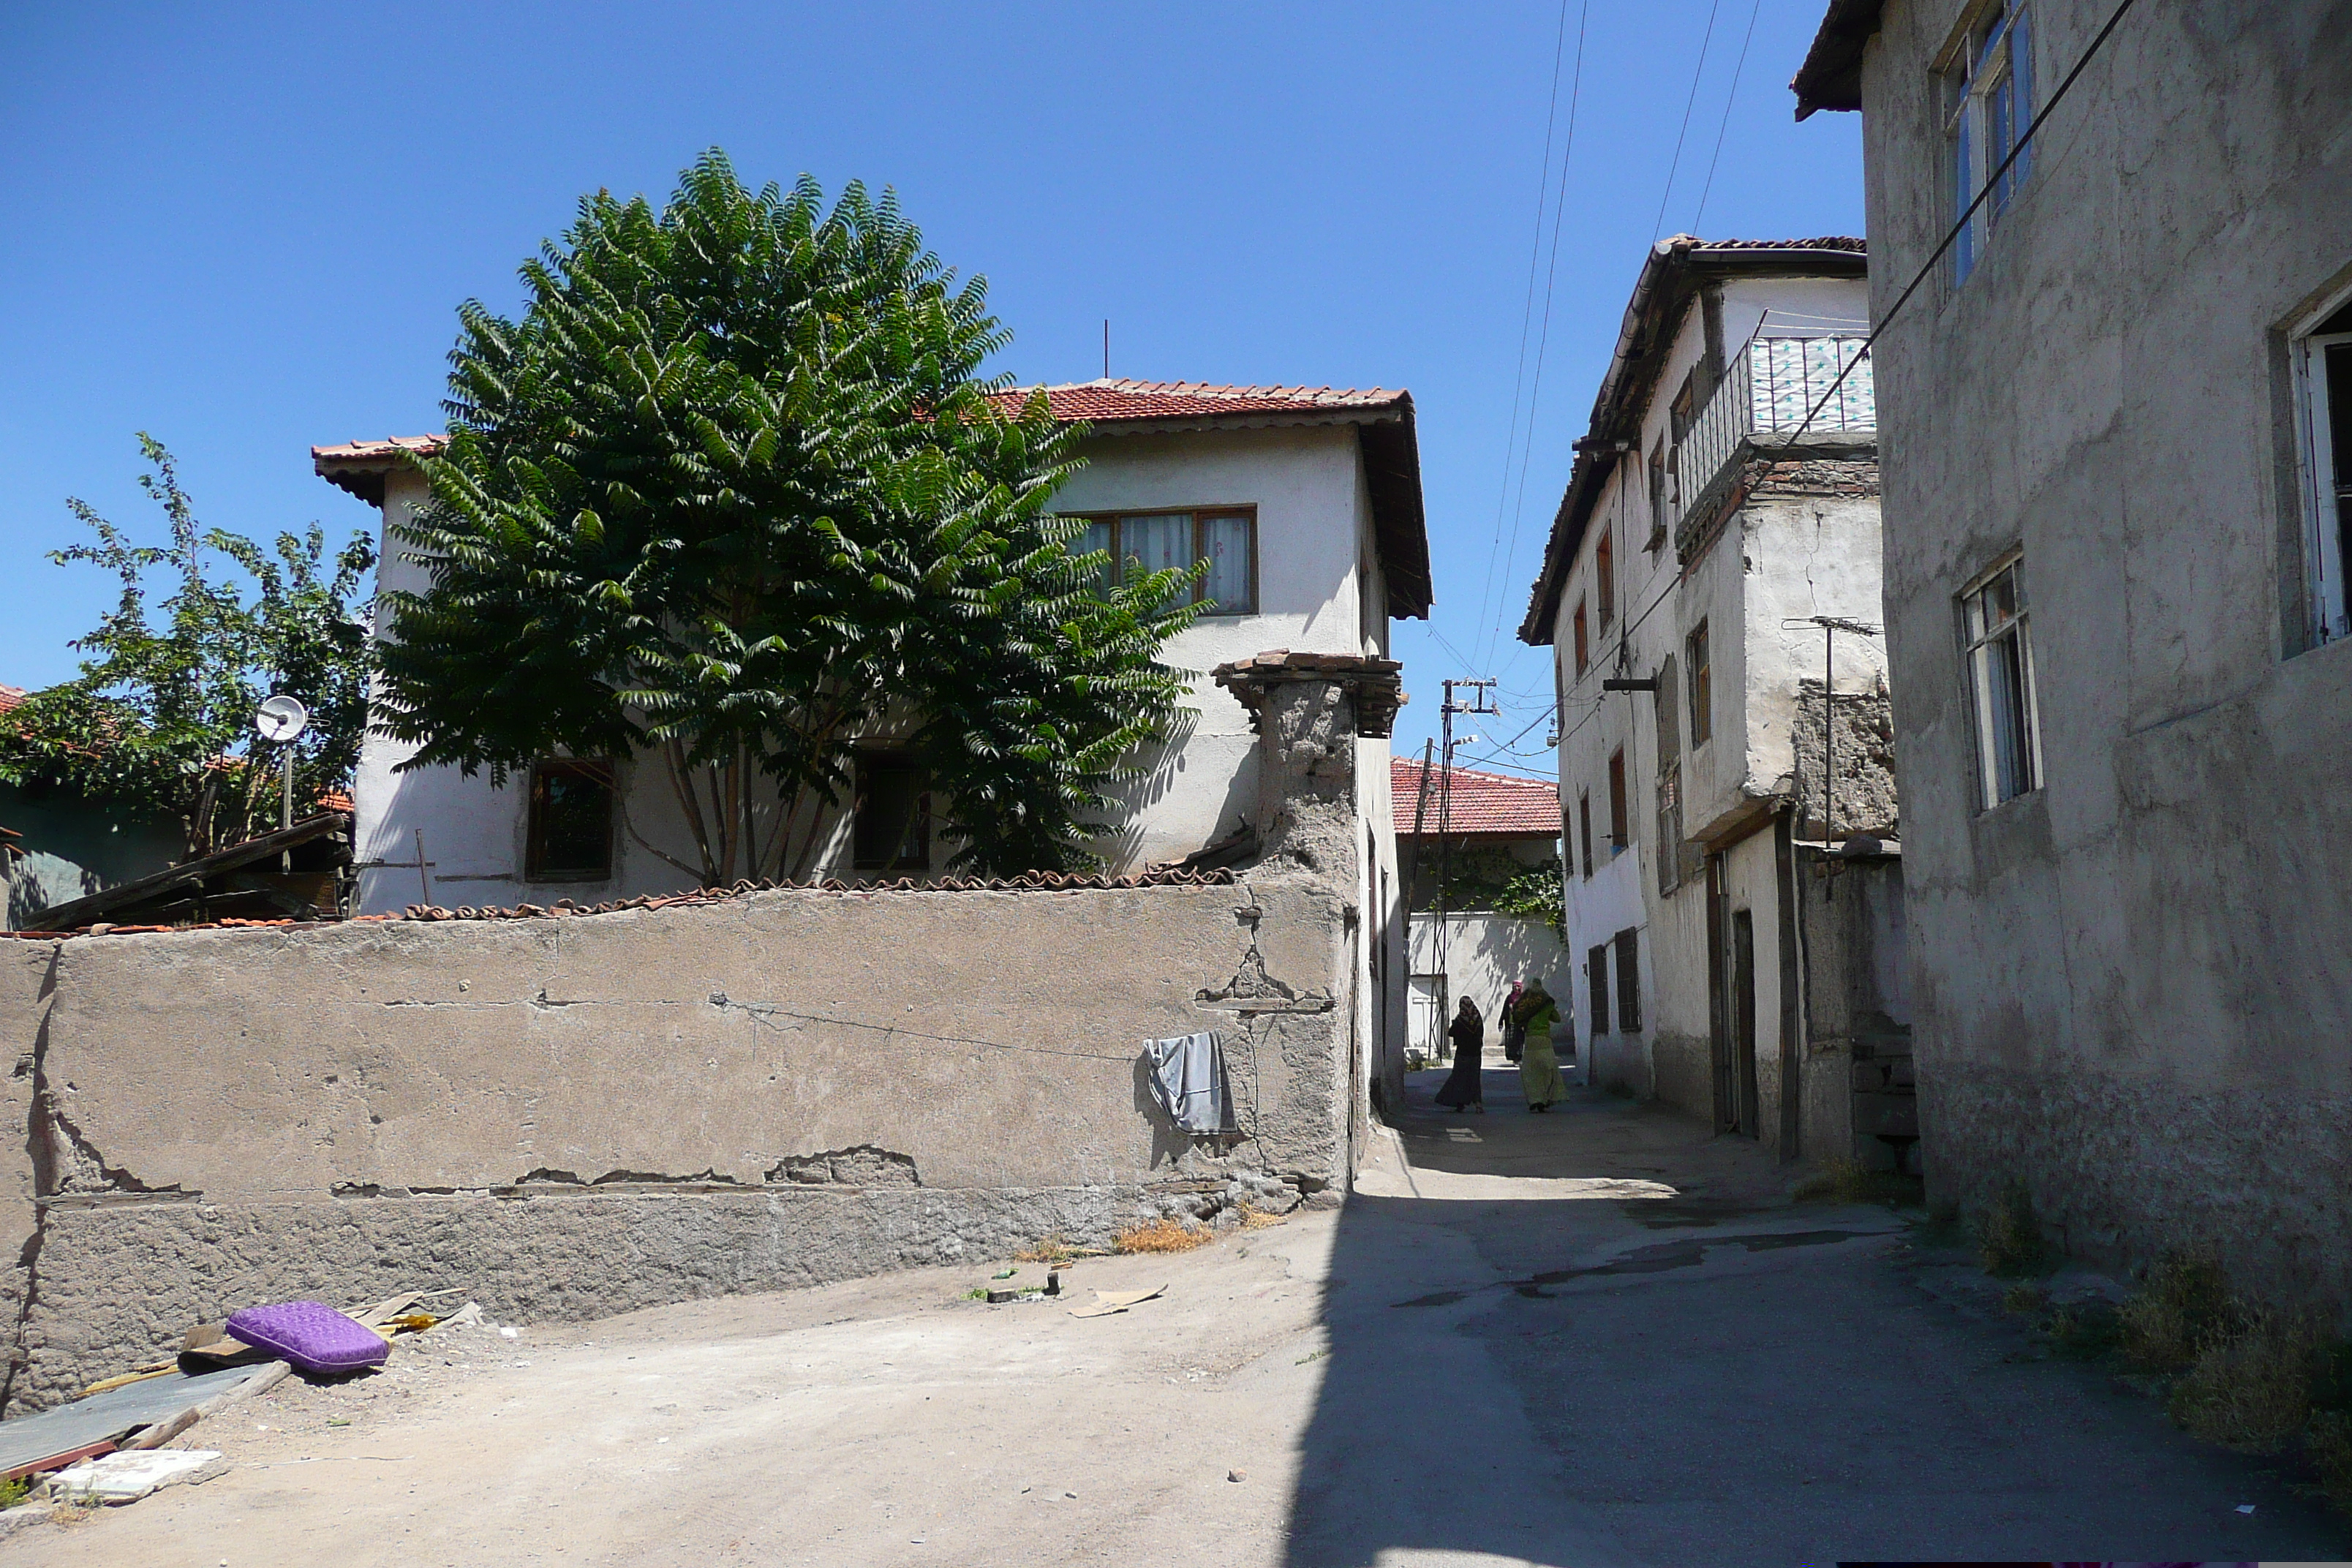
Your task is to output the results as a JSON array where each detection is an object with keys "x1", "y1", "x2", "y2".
[
  {"x1": 1500, "y1": 980, "x2": 1527, "y2": 1064},
  {"x1": 1433, "y1": 995, "x2": 1486, "y2": 1113},
  {"x1": 1514, "y1": 980, "x2": 1567, "y2": 1112}
]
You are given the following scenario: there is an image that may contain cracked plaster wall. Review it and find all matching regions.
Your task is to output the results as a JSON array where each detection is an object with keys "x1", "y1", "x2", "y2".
[{"x1": 0, "y1": 878, "x2": 1352, "y2": 1409}]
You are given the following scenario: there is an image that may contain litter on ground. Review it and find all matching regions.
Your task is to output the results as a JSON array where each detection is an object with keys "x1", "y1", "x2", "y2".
[
  {"x1": 47, "y1": 1448, "x2": 225, "y2": 1504},
  {"x1": 1068, "y1": 1286, "x2": 1166, "y2": 1319}
]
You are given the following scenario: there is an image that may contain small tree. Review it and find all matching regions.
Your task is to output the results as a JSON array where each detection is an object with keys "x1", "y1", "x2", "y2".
[
  {"x1": 0, "y1": 437, "x2": 376, "y2": 859},
  {"x1": 377, "y1": 153, "x2": 1199, "y2": 881}
]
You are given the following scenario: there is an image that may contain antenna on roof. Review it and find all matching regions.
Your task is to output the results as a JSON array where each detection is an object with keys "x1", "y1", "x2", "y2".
[{"x1": 1103, "y1": 320, "x2": 1110, "y2": 380}]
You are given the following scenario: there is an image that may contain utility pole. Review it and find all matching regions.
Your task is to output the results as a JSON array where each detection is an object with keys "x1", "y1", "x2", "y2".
[
  {"x1": 1434, "y1": 678, "x2": 1498, "y2": 1032},
  {"x1": 1784, "y1": 616, "x2": 1881, "y2": 902}
]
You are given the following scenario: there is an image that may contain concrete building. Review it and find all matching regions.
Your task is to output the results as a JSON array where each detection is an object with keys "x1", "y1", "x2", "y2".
[
  {"x1": 1518, "y1": 237, "x2": 1914, "y2": 1164},
  {"x1": 1794, "y1": 1, "x2": 2352, "y2": 1296},
  {"x1": 1392, "y1": 756, "x2": 1572, "y2": 1065}
]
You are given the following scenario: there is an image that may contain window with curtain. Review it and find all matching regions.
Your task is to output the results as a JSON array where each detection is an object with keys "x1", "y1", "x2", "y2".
[{"x1": 1073, "y1": 510, "x2": 1257, "y2": 614}]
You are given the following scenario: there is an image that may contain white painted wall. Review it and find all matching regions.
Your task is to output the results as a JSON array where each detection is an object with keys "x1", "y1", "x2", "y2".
[
  {"x1": 1548, "y1": 271, "x2": 1882, "y2": 1116},
  {"x1": 1406, "y1": 911, "x2": 1575, "y2": 1059},
  {"x1": 353, "y1": 423, "x2": 1399, "y2": 915}
]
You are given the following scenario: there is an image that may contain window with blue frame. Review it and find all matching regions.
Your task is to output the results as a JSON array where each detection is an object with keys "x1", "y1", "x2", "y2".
[{"x1": 1944, "y1": 3, "x2": 2035, "y2": 284}]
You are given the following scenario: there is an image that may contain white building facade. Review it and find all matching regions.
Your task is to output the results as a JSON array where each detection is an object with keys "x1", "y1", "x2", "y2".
[{"x1": 1520, "y1": 238, "x2": 1913, "y2": 1164}]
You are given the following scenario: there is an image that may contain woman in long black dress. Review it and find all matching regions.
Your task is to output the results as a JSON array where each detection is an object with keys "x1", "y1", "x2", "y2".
[{"x1": 1433, "y1": 996, "x2": 1486, "y2": 1113}]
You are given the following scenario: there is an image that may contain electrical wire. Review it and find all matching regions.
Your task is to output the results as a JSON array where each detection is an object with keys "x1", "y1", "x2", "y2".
[
  {"x1": 1689, "y1": 0, "x2": 1764, "y2": 234},
  {"x1": 717, "y1": 995, "x2": 1139, "y2": 1063},
  {"x1": 1776, "y1": 0, "x2": 2145, "y2": 448},
  {"x1": 1477, "y1": 0, "x2": 1594, "y2": 677},
  {"x1": 1469, "y1": 0, "x2": 1575, "y2": 677},
  {"x1": 1648, "y1": 0, "x2": 1726, "y2": 244}
]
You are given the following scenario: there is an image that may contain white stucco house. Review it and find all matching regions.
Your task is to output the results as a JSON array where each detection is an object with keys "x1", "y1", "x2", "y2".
[
  {"x1": 1518, "y1": 237, "x2": 1913, "y2": 1165},
  {"x1": 314, "y1": 377, "x2": 1431, "y2": 925}
]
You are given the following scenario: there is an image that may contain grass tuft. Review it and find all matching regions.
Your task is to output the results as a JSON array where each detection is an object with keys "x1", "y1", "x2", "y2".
[
  {"x1": 1794, "y1": 1157, "x2": 1926, "y2": 1207},
  {"x1": 2119, "y1": 1251, "x2": 2236, "y2": 1371},
  {"x1": 1116, "y1": 1217, "x2": 1215, "y2": 1254},
  {"x1": 1016, "y1": 1234, "x2": 1098, "y2": 1266},
  {"x1": 2169, "y1": 1306, "x2": 2332, "y2": 1453},
  {"x1": 1975, "y1": 1180, "x2": 2050, "y2": 1278}
]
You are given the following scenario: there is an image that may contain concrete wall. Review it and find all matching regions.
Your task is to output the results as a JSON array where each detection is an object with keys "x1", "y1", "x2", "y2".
[
  {"x1": 0, "y1": 660, "x2": 1394, "y2": 1414},
  {"x1": 353, "y1": 424, "x2": 1399, "y2": 913},
  {"x1": 1855, "y1": 0, "x2": 2352, "y2": 1297},
  {"x1": 0, "y1": 872, "x2": 1354, "y2": 1412}
]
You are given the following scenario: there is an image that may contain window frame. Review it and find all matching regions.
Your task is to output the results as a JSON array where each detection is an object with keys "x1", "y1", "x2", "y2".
[
  {"x1": 2291, "y1": 293, "x2": 2352, "y2": 647},
  {"x1": 1072, "y1": 506, "x2": 1259, "y2": 616},
  {"x1": 1942, "y1": 2, "x2": 2035, "y2": 285},
  {"x1": 1578, "y1": 791, "x2": 1595, "y2": 880},
  {"x1": 852, "y1": 753, "x2": 932, "y2": 872},
  {"x1": 1572, "y1": 600, "x2": 1591, "y2": 678},
  {"x1": 1686, "y1": 621, "x2": 1713, "y2": 747},
  {"x1": 1613, "y1": 926, "x2": 1643, "y2": 1034},
  {"x1": 1959, "y1": 551, "x2": 2044, "y2": 810},
  {"x1": 525, "y1": 758, "x2": 616, "y2": 883}
]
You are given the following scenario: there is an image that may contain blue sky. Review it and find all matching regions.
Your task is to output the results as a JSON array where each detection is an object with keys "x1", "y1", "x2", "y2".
[{"x1": 0, "y1": 1, "x2": 1861, "y2": 777}]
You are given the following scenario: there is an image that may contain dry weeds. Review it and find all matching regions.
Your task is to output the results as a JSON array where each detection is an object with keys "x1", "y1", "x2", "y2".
[
  {"x1": 2169, "y1": 1306, "x2": 2328, "y2": 1453},
  {"x1": 1116, "y1": 1217, "x2": 1215, "y2": 1254},
  {"x1": 2119, "y1": 1251, "x2": 2235, "y2": 1371}
]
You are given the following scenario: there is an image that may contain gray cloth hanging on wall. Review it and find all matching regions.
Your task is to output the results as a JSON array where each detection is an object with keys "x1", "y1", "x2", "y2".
[{"x1": 1144, "y1": 1030, "x2": 1231, "y2": 1135}]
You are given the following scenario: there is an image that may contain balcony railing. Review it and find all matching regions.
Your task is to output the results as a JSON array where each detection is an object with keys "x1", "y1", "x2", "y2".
[{"x1": 1673, "y1": 333, "x2": 1874, "y2": 542}]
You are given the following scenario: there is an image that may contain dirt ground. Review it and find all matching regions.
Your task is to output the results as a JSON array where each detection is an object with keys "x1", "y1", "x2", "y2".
[{"x1": 9, "y1": 1069, "x2": 2349, "y2": 1566}]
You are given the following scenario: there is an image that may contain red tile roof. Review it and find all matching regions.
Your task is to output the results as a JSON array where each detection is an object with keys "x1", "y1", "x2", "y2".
[
  {"x1": 989, "y1": 379, "x2": 1410, "y2": 424},
  {"x1": 1392, "y1": 758, "x2": 1561, "y2": 838},
  {"x1": 306, "y1": 377, "x2": 1436, "y2": 619},
  {"x1": 0, "y1": 685, "x2": 23, "y2": 715}
]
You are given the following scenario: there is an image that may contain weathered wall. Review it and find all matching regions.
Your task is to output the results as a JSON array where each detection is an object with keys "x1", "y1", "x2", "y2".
[
  {"x1": 0, "y1": 872, "x2": 1353, "y2": 1411},
  {"x1": 1859, "y1": 0, "x2": 2352, "y2": 1297}
]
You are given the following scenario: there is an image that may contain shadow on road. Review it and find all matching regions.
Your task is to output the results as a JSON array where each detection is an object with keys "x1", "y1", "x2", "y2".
[{"x1": 1280, "y1": 1069, "x2": 2349, "y2": 1567}]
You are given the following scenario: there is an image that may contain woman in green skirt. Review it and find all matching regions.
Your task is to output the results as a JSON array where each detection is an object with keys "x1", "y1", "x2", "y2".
[{"x1": 1514, "y1": 980, "x2": 1567, "y2": 1112}]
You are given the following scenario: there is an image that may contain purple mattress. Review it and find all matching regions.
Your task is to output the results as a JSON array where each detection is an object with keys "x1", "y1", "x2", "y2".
[{"x1": 223, "y1": 1300, "x2": 390, "y2": 1375}]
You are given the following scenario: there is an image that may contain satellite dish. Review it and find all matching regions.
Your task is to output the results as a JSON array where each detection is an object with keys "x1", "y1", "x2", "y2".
[{"x1": 255, "y1": 695, "x2": 309, "y2": 743}]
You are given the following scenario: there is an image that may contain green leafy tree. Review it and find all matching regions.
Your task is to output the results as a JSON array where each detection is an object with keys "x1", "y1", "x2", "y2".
[
  {"x1": 376, "y1": 152, "x2": 1199, "y2": 881},
  {"x1": 1493, "y1": 859, "x2": 1568, "y2": 936},
  {"x1": 0, "y1": 437, "x2": 376, "y2": 859}
]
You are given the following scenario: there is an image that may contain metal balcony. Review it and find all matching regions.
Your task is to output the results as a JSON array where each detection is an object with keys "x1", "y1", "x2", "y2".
[{"x1": 1670, "y1": 334, "x2": 1874, "y2": 551}]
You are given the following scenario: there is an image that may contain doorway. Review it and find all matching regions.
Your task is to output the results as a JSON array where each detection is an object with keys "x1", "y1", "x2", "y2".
[
  {"x1": 1732, "y1": 908, "x2": 1760, "y2": 1138},
  {"x1": 1409, "y1": 975, "x2": 1445, "y2": 1066}
]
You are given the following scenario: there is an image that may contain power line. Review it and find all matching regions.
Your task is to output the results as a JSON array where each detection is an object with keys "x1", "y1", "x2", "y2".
[
  {"x1": 1689, "y1": 0, "x2": 1763, "y2": 233},
  {"x1": 1468, "y1": 0, "x2": 1575, "y2": 680},
  {"x1": 1477, "y1": 1, "x2": 1593, "y2": 676},
  {"x1": 1776, "y1": 0, "x2": 2144, "y2": 448},
  {"x1": 1648, "y1": 0, "x2": 1725, "y2": 244}
]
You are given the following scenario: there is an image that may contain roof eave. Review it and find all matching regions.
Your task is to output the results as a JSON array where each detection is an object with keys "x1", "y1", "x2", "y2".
[
  {"x1": 1790, "y1": 0, "x2": 1885, "y2": 119},
  {"x1": 1078, "y1": 401, "x2": 1433, "y2": 621}
]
